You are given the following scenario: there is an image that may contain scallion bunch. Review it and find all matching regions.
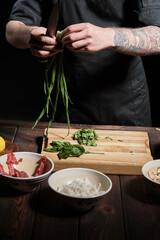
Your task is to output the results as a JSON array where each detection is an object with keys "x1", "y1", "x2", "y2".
[{"x1": 32, "y1": 32, "x2": 70, "y2": 138}]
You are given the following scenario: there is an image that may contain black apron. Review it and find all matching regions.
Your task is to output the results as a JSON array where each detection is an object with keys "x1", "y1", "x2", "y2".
[
  {"x1": 9, "y1": 0, "x2": 155, "y2": 126},
  {"x1": 55, "y1": 0, "x2": 151, "y2": 126}
]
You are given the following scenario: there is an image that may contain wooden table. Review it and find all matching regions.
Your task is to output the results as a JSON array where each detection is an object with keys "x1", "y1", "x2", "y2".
[{"x1": 0, "y1": 120, "x2": 160, "y2": 240}]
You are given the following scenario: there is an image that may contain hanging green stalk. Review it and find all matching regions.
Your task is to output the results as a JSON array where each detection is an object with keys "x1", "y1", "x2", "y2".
[{"x1": 32, "y1": 32, "x2": 71, "y2": 138}]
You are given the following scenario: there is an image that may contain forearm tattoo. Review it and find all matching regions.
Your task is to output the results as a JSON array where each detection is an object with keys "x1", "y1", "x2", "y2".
[{"x1": 113, "y1": 26, "x2": 160, "y2": 56}]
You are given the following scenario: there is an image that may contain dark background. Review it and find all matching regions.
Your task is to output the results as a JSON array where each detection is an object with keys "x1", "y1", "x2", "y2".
[
  {"x1": 1, "y1": 1, "x2": 46, "y2": 122},
  {"x1": 1, "y1": 1, "x2": 160, "y2": 126}
]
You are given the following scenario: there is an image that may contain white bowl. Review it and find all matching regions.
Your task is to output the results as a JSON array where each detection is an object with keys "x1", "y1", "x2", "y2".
[
  {"x1": 48, "y1": 168, "x2": 112, "y2": 211},
  {"x1": 0, "y1": 152, "x2": 54, "y2": 192},
  {"x1": 142, "y1": 159, "x2": 160, "y2": 188}
]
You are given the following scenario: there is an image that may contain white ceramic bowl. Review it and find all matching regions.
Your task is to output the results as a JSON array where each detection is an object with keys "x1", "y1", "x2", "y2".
[
  {"x1": 48, "y1": 168, "x2": 112, "y2": 211},
  {"x1": 142, "y1": 159, "x2": 160, "y2": 188},
  {"x1": 0, "y1": 152, "x2": 54, "y2": 192}
]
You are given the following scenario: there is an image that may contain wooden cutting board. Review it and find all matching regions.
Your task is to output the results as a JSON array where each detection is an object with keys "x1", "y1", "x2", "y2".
[
  {"x1": 0, "y1": 141, "x2": 18, "y2": 156},
  {"x1": 41, "y1": 128, "x2": 153, "y2": 175}
]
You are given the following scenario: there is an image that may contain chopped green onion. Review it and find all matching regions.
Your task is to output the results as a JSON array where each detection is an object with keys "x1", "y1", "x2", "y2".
[{"x1": 105, "y1": 136, "x2": 113, "y2": 140}]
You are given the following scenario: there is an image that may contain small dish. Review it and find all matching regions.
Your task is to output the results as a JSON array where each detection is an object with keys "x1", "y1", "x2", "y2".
[
  {"x1": 48, "y1": 168, "x2": 112, "y2": 211},
  {"x1": 142, "y1": 159, "x2": 160, "y2": 189},
  {"x1": 0, "y1": 152, "x2": 54, "y2": 192}
]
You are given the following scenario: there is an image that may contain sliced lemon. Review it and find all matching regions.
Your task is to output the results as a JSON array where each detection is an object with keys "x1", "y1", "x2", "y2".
[{"x1": 0, "y1": 136, "x2": 6, "y2": 153}]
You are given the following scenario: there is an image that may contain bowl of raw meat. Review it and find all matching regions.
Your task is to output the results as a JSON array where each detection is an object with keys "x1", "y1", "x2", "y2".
[
  {"x1": 0, "y1": 152, "x2": 54, "y2": 192},
  {"x1": 48, "y1": 168, "x2": 112, "y2": 211}
]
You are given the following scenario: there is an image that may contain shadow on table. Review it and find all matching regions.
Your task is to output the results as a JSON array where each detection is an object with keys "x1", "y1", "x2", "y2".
[
  {"x1": 36, "y1": 136, "x2": 44, "y2": 153},
  {"x1": 0, "y1": 181, "x2": 81, "y2": 216},
  {"x1": 29, "y1": 184, "x2": 89, "y2": 218},
  {"x1": 123, "y1": 176, "x2": 160, "y2": 205},
  {"x1": 0, "y1": 181, "x2": 24, "y2": 198}
]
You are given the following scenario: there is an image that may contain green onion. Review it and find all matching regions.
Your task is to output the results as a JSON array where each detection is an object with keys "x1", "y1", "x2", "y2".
[
  {"x1": 73, "y1": 128, "x2": 99, "y2": 146},
  {"x1": 32, "y1": 31, "x2": 71, "y2": 138},
  {"x1": 105, "y1": 136, "x2": 113, "y2": 141}
]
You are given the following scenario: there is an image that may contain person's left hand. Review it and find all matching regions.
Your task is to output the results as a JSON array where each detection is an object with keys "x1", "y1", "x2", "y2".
[{"x1": 61, "y1": 23, "x2": 114, "y2": 53}]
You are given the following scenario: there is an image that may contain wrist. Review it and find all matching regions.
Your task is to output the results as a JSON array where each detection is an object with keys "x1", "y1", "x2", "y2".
[{"x1": 103, "y1": 27, "x2": 115, "y2": 49}]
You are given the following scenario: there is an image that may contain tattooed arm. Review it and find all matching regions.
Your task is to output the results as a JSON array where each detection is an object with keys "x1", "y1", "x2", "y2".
[
  {"x1": 112, "y1": 26, "x2": 160, "y2": 56},
  {"x1": 61, "y1": 23, "x2": 160, "y2": 56}
]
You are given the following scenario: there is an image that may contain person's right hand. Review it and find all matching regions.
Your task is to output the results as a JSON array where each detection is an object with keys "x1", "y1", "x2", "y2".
[{"x1": 28, "y1": 27, "x2": 62, "y2": 59}]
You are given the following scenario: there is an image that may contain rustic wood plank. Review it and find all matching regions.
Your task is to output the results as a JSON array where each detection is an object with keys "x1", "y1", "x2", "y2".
[
  {"x1": 120, "y1": 175, "x2": 160, "y2": 240},
  {"x1": 0, "y1": 125, "x2": 41, "y2": 240},
  {"x1": 0, "y1": 119, "x2": 155, "y2": 131},
  {"x1": 31, "y1": 180, "x2": 79, "y2": 240},
  {"x1": 1, "y1": 121, "x2": 160, "y2": 240},
  {"x1": 147, "y1": 128, "x2": 160, "y2": 159},
  {"x1": 0, "y1": 184, "x2": 40, "y2": 240},
  {"x1": 0, "y1": 126, "x2": 17, "y2": 142},
  {"x1": 0, "y1": 125, "x2": 79, "y2": 240},
  {"x1": 14, "y1": 127, "x2": 44, "y2": 153},
  {"x1": 78, "y1": 175, "x2": 125, "y2": 240}
]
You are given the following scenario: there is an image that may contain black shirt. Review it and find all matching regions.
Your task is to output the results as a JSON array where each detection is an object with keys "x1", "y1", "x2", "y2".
[{"x1": 9, "y1": 0, "x2": 160, "y2": 126}]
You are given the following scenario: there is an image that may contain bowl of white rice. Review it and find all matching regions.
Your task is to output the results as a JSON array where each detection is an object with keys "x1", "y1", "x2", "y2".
[{"x1": 48, "y1": 168, "x2": 112, "y2": 211}]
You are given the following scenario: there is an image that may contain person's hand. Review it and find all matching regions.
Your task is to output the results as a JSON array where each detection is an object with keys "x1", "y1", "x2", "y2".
[
  {"x1": 28, "y1": 27, "x2": 62, "y2": 59},
  {"x1": 61, "y1": 23, "x2": 114, "y2": 53}
]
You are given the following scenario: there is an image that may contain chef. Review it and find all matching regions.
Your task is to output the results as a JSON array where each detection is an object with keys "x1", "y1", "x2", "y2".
[{"x1": 6, "y1": 0, "x2": 160, "y2": 126}]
